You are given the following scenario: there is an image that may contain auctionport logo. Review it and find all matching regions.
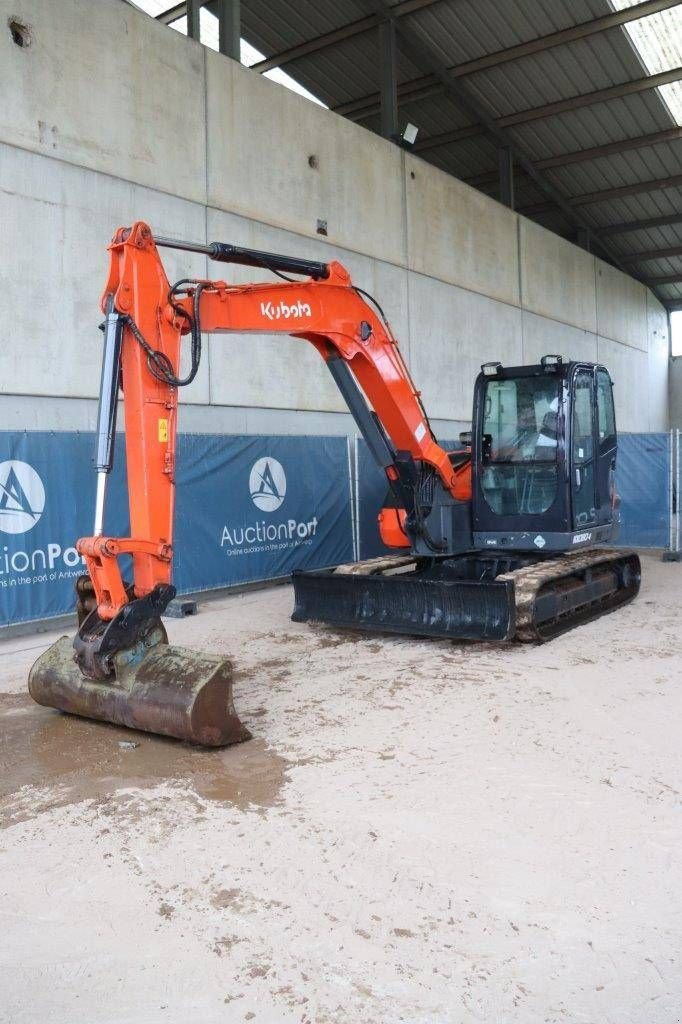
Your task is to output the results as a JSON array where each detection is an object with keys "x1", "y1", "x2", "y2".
[
  {"x1": 249, "y1": 457, "x2": 286, "y2": 512},
  {"x1": 0, "y1": 461, "x2": 45, "y2": 534},
  {"x1": 220, "y1": 456, "x2": 318, "y2": 553}
]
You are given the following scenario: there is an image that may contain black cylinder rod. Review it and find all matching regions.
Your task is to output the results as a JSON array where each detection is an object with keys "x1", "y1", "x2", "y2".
[{"x1": 154, "y1": 234, "x2": 330, "y2": 280}]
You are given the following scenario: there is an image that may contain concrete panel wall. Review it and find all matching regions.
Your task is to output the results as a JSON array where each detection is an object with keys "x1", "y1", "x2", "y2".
[
  {"x1": 0, "y1": 144, "x2": 209, "y2": 404},
  {"x1": 521, "y1": 311, "x2": 598, "y2": 366},
  {"x1": 520, "y1": 220, "x2": 597, "y2": 333},
  {"x1": 0, "y1": 0, "x2": 206, "y2": 203},
  {"x1": 206, "y1": 52, "x2": 406, "y2": 265},
  {"x1": 405, "y1": 156, "x2": 519, "y2": 306},
  {"x1": 596, "y1": 260, "x2": 648, "y2": 352},
  {"x1": 646, "y1": 294, "x2": 670, "y2": 431},
  {"x1": 409, "y1": 275, "x2": 522, "y2": 422},
  {"x1": 597, "y1": 337, "x2": 650, "y2": 433},
  {"x1": 0, "y1": 0, "x2": 670, "y2": 439}
]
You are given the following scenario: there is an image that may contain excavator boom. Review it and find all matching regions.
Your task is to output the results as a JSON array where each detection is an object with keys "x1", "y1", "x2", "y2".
[{"x1": 78, "y1": 222, "x2": 469, "y2": 626}]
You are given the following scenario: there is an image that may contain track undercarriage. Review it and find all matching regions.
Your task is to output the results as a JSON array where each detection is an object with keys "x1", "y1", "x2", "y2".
[{"x1": 292, "y1": 548, "x2": 641, "y2": 643}]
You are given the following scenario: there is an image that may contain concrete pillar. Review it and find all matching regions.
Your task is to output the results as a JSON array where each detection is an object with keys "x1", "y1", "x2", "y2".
[
  {"x1": 217, "y1": 0, "x2": 241, "y2": 61},
  {"x1": 379, "y1": 20, "x2": 398, "y2": 141}
]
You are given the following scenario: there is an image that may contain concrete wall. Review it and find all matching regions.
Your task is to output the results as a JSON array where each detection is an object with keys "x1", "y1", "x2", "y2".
[{"x1": 0, "y1": 0, "x2": 670, "y2": 438}]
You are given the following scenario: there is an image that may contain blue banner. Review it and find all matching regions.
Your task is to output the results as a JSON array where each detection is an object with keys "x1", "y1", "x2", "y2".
[
  {"x1": 0, "y1": 432, "x2": 353, "y2": 627},
  {"x1": 173, "y1": 434, "x2": 353, "y2": 592},
  {"x1": 616, "y1": 433, "x2": 671, "y2": 549},
  {"x1": 0, "y1": 429, "x2": 671, "y2": 627}
]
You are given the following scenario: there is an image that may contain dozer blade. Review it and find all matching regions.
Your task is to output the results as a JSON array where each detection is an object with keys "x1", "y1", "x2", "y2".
[
  {"x1": 28, "y1": 636, "x2": 251, "y2": 747},
  {"x1": 292, "y1": 568, "x2": 515, "y2": 641}
]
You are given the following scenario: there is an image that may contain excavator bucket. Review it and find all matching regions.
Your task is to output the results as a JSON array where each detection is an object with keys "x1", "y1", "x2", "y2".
[{"x1": 28, "y1": 635, "x2": 251, "y2": 747}]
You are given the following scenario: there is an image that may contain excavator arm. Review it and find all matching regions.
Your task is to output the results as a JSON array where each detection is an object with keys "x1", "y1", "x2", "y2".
[
  {"x1": 28, "y1": 220, "x2": 472, "y2": 745},
  {"x1": 84, "y1": 221, "x2": 470, "y2": 627}
]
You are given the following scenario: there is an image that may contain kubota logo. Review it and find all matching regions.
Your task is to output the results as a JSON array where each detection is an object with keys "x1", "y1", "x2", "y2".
[
  {"x1": 249, "y1": 458, "x2": 286, "y2": 512},
  {"x1": 0, "y1": 460, "x2": 46, "y2": 534},
  {"x1": 260, "y1": 300, "x2": 312, "y2": 321}
]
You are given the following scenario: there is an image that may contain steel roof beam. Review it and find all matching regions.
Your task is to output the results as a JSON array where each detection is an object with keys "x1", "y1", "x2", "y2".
[
  {"x1": 464, "y1": 127, "x2": 682, "y2": 190},
  {"x1": 597, "y1": 212, "x2": 682, "y2": 236},
  {"x1": 415, "y1": 66, "x2": 682, "y2": 153},
  {"x1": 335, "y1": 0, "x2": 682, "y2": 120},
  {"x1": 571, "y1": 172, "x2": 682, "y2": 206},
  {"x1": 156, "y1": 2, "x2": 187, "y2": 24},
  {"x1": 535, "y1": 126, "x2": 682, "y2": 169},
  {"x1": 186, "y1": 0, "x2": 200, "y2": 39},
  {"x1": 520, "y1": 173, "x2": 682, "y2": 216},
  {"x1": 621, "y1": 245, "x2": 682, "y2": 263},
  {"x1": 644, "y1": 273, "x2": 682, "y2": 284},
  {"x1": 499, "y1": 66, "x2": 682, "y2": 129},
  {"x1": 380, "y1": 20, "x2": 399, "y2": 140},
  {"x1": 236, "y1": 0, "x2": 441, "y2": 73}
]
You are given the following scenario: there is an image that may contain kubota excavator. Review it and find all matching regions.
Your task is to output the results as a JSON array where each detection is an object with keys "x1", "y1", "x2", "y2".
[{"x1": 29, "y1": 222, "x2": 641, "y2": 745}]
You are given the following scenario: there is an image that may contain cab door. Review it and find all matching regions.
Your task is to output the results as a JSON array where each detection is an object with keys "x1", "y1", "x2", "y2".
[
  {"x1": 570, "y1": 368, "x2": 597, "y2": 529},
  {"x1": 595, "y1": 367, "x2": 618, "y2": 525}
]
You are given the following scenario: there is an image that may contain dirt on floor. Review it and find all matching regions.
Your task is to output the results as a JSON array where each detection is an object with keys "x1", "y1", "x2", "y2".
[{"x1": 0, "y1": 552, "x2": 680, "y2": 1023}]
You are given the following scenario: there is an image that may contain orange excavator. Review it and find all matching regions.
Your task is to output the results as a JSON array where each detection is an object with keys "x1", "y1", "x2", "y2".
[{"x1": 29, "y1": 222, "x2": 640, "y2": 745}]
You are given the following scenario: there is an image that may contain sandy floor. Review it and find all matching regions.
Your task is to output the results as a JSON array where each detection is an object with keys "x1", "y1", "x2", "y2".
[{"x1": 0, "y1": 552, "x2": 680, "y2": 1023}]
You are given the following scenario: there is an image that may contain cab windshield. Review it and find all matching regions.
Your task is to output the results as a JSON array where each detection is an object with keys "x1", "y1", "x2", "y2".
[{"x1": 481, "y1": 375, "x2": 561, "y2": 516}]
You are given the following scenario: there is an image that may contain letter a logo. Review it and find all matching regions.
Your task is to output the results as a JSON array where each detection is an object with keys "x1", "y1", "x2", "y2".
[
  {"x1": 0, "y1": 460, "x2": 46, "y2": 534},
  {"x1": 249, "y1": 457, "x2": 286, "y2": 512}
]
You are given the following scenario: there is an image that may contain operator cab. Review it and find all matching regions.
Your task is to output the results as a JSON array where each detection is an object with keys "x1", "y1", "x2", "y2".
[{"x1": 470, "y1": 356, "x2": 618, "y2": 553}]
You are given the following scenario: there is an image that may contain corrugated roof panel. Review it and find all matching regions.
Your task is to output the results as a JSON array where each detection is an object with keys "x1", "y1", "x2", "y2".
[
  {"x1": 466, "y1": 31, "x2": 652, "y2": 112},
  {"x1": 233, "y1": 0, "x2": 682, "y2": 304},
  {"x1": 608, "y1": 222, "x2": 682, "y2": 256},
  {"x1": 243, "y1": 0, "x2": 368, "y2": 54},
  {"x1": 544, "y1": 138, "x2": 682, "y2": 194},
  {"x1": 397, "y1": 94, "x2": 474, "y2": 133},
  {"x1": 507, "y1": 92, "x2": 677, "y2": 164},
  {"x1": 423, "y1": 134, "x2": 500, "y2": 178},
  {"x1": 578, "y1": 186, "x2": 682, "y2": 228},
  {"x1": 636, "y1": 253, "x2": 682, "y2": 274},
  {"x1": 405, "y1": 0, "x2": 607, "y2": 66}
]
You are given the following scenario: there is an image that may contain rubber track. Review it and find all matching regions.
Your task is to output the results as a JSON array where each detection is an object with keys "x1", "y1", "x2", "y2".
[
  {"x1": 498, "y1": 547, "x2": 641, "y2": 642},
  {"x1": 326, "y1": 548, "x2": 641, "y2": 643}
]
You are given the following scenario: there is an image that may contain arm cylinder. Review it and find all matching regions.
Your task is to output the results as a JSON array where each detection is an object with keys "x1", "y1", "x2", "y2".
[{"x1": 154, "y1": 234, "x2": 330, "y2": 280}]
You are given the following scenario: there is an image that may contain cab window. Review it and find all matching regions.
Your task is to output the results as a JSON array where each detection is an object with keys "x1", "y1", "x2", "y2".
[
  {"x1": 596, "y1": 369, "x2": 616, "y2": 448},
  {"x1": 480, "y1": 376, "x2": 560, "y2": 517},
  {"x1": 572, "y1": 371, "x2": 594, "y2": 465}
]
